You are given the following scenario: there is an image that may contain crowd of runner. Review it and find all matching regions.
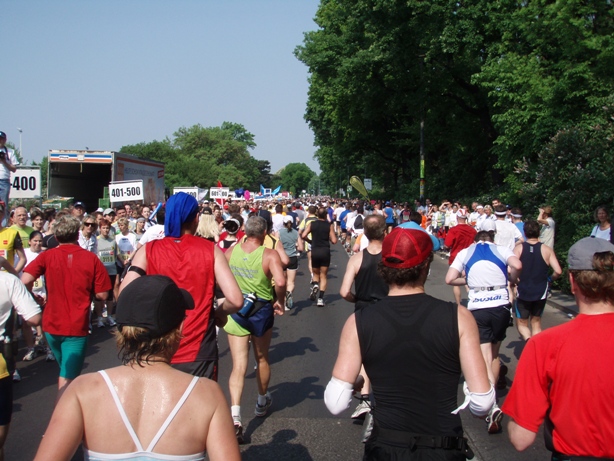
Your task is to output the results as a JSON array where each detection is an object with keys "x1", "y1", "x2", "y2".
[{"x1": 0, "y1": 193, "x2": 612, "y2": 460}]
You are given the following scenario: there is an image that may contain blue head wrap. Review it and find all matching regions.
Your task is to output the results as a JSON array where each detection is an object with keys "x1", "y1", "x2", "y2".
[{"x1": 164, "y1": 193, "x2": 199, "y2": 238}]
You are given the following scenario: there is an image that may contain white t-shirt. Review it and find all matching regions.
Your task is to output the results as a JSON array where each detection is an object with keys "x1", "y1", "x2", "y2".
[
  {"x1": 451, "y1": 242, "x2": 515, "y2": 310},
  {"x1": 334, "y1": 207, "x2": 345, "y2": 220},
  {"x1": 271, "y1": 213, "x2": 285, "y2": 233},
  {"x1": 591, "y1": 225, "x2": 611, "y2": 241},
  {"x1": 494, "y1": 220, "x2": 523, "y2": 250},
  {"x1": 539, "y1": 217, "x2": 555, "y2": 247},
  {"x1": 24, "y1": 248, "x2": 46, "y2": 296},
  {"x1": 469, "y1": 211, "x2": 480, "y2": 227},
  {"x1": 78, "y1": 231, "x2": 98, "y2": 254},
  {"x1": 347, "y1": 213, "x2": 365, "y2": 235},
  {"x1": 0, "y1": 148, "x2": 19, "y2": 182},
  {"x1": 0, "y1": 272, "x2": 40, "y2": 337},
  {"x1": 116, "y1": 232, "x2": 137, "y2": 267},
  {"x1": 139, "y1": 224, "x2": 165, "y2": 246}
]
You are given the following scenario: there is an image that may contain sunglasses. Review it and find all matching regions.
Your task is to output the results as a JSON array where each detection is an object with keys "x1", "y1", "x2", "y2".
[{"x1": 83, "y1": 222, "x2": 95, "y2": 227}]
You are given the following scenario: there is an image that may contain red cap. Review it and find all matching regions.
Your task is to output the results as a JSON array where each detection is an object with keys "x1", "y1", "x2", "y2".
[{"x1": 382, "y1": 228, "x2": 433, "y2": 268}]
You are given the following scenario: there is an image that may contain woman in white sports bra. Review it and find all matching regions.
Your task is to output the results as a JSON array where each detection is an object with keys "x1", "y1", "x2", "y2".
[{"x1": 34, "y1": 275, "x2": 240, "y2": 461}]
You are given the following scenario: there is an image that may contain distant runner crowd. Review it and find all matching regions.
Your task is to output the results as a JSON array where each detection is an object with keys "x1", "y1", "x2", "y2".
[{"x1": 0, "y1": 192, "x2": 612, "y2": 461}]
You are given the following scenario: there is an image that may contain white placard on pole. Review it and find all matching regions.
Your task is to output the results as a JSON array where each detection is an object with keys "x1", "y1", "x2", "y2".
[
  {"x1": 209, "y1": 187, "x2": 229, "y2": 199},
  {"x1": 364, "y1": 178, "x2": 372, "y2": 191},
  {"x1": 173, "y1": 187, "x2": 199, "y2": 199},
  {"x1": 109, "y1": 180, "x2": 144, "y2": 202},
  {"x1": 10, "y1": 168, "x2": 41, "y2": 199}
]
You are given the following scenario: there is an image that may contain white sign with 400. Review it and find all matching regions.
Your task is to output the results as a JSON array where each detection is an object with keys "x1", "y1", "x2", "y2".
[
  {"x1": 10, "y1": 168, "x2": 41, "y2": 199},
  {"x1": 109, "y1": 180, "x2": 144, "y2": 202}
]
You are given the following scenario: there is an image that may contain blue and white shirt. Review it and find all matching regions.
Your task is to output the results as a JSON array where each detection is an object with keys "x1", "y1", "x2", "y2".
[{"x1": 451, "y1": 241, "x2": 515, "y2": 310}]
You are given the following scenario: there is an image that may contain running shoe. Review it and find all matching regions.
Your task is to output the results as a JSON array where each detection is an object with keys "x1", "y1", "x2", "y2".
[
  {"x1": 23, "y1": 347, "x2": 37, "y2": 362},
  {"x1": 45, "y1": 350, "x2": 56, "y2": 362},
  {"x1": 285, "y1": 292, "x2": 293, "y2": 310},
  {"x1": 12, "y1": 369, "x2": 21, "y2": 382},
  {"x1": 234, "y1": 419, "x2": 244, "y2": 444},
  {"x1": 316, "y1": 298, "x2": 325, "y2": 307},
  {"x1": 486, "y1": 407, "x2": 503, "y2": 434},
  {"x1": 107, "y1": 316, "x2": 117, "y2": 327},
  {"x1": 96, "y1": 318, "x2": 105, "y2": 328},
  {"x1": 309, "y1": 284, "x2": 319, "y2": 301},
  {"x1": 351, "y1": 400, "x2": 370, "y2": 420},
  {"x1": 255, "y1": 393, "x2": 272, "y2": 417},
  {"x1": 497, "y1": 364, "x2": 508, "y2": 390}
]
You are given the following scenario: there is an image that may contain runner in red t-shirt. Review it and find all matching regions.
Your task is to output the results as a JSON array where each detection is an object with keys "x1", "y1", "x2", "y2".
[{"x1": 22, "y1": 215, "x2": 111, "y2": 401}]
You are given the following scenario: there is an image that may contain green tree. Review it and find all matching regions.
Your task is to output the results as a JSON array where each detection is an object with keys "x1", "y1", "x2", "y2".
[
  {"x1": 295, "y1": 0, "x2": 508, "y2": 201},
  {"x1": 121, "y1": 123, "x2": 262, "y2": 191},
  {"x1": 279, "y1": 163, "x2": 315, "y2": 196},
  {"x1": 475, "y1": 0, "x2": 614, "y2": 183},
  {"x1": 31, "y1": 156, "x2": 48, "y2": 198}
]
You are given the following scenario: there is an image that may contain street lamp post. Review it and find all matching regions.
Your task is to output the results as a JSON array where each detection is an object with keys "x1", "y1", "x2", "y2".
[{"x1": 16, "y1": 128, "x2": 22, "y2": 158}]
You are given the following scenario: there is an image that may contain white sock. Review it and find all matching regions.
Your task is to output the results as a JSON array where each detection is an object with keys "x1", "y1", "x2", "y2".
[
  {"x1": 231, "y1": 405, "x2": 241, "y2": 420},
  {"x1": 257, "y1": 394, "x2": 268, "y2": 406}
]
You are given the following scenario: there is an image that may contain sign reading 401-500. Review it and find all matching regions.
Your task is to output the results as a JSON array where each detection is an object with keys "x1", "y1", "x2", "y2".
[
  {"x1": 10, "y1": 167, "x2": 41, "y2": 199},
  {"x1": 109, "y1": 180, "x2": 144, "y2": 203}
]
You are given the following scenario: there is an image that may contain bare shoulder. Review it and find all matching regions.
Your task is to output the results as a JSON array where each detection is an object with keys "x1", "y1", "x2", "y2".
[
  {"x1": 191, "y1": 377, "x2": 227, "y2": 409},
  {"x1": 457, "y1": 305, "x2": 477, "y2": 331},
  {"x1": 348, "y1": 250, "x2": 363, "y2": 269}
]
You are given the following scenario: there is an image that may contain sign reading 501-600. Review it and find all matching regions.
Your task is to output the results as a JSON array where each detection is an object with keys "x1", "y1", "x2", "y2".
[
  {"x1": 10, "y1": 168, "x2": 41, "y2": 199},
  {"x1": 109, "y1": 180, "x2": 144, "y2": 203}
]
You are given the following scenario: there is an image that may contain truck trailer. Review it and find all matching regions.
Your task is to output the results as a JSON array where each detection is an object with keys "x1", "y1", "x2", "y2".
[{"x1": 48, "y1": 150, "x2": 165, "y2": 211}]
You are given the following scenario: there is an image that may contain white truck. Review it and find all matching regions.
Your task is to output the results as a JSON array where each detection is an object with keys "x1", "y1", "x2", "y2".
[{"x1": 48, "y1": 150, "x2": 165, "y2": 210}]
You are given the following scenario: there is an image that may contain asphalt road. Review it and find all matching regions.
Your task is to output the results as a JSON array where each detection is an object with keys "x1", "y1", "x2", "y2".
[{"x1": 8, "y1": 243, "x2": 571, "y2": 460}]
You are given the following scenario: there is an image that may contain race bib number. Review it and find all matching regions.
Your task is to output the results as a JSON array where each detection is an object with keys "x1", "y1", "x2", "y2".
[
  {"x1": 101, "y1": 255, "x2": 115, "y2": 264},
  {"x1": 33, "y1": 278, "x2": 43, "y2": 289}
]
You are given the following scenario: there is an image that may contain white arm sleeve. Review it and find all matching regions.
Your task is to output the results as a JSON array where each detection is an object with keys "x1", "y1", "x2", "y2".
[
  {"x1": 451, "y1": 381, "x2": 496, "y2": 417},
  {"x1": 324, "y1": 376, "x2": 354, "y2": 415}
]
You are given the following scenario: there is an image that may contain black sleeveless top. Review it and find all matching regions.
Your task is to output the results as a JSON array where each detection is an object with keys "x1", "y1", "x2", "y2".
[
  {"x1": 355, "y1": 294, "x2": 462, "y2": 436},
  {"x1": 355, "y1": 249, "x2": 388, "y2": 311},
  {"x1": 310, "y1": 220, "x2": 331, "y2": 249},
  {"x1": 517, "y1": 242, "x2": 549, "y2": 301}
]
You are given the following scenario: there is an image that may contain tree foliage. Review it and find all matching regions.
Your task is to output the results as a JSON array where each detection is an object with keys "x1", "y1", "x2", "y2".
[
  {"x1": 279, "y1": 163, "x2": 316, "y2": 195},
  {"x1": 296, "y1": 0, "x2": 614, "y2": 203},
  {"x1": 120, "y1": 123, "x2": 267, "y2": 192}
]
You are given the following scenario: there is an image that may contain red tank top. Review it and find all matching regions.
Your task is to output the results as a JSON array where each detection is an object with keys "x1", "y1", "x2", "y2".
[{"x1": 147, "y1": 235, "x2": 216, "y2": 363}]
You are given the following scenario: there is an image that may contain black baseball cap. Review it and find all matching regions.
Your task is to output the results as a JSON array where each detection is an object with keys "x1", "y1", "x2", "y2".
[
  {"x1": 116, "y1": 275, "x2": 194, "y2": 338},
  {"x1": 73, "y1": 201, "x2": 86, "y2": 209},
  {"x1": 0, "y1": 131, "x2": 6, "y2": 139}
]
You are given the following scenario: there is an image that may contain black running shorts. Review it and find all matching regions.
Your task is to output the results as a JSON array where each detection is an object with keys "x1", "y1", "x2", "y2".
[
  {"x1": 471, "y1": 306, "x2": 511, "y2": 344},
  {"x1": 311, "y1": 247, "x2": 331, "y2": 268},
  {"x1": 515, "y1": 299, "x2": 547, "y2": 319}
]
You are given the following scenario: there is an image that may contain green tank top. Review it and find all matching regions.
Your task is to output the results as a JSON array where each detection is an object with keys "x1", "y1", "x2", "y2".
[{"x1": 229, "y1": 244, "x2": 272, "y2": 300}]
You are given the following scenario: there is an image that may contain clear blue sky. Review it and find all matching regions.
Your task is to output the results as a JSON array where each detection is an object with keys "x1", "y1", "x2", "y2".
[{"x1": 2, "y1": 0, "x2": 320, "y2": 174}]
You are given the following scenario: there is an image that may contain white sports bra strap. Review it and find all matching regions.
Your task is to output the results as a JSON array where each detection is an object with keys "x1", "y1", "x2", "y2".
[
  {"x1": 98, "y1": 370, "x2": 145, "y2": 452},
  {"x1": 146, "y1": 376, "x2": 200, "y2": 452}
]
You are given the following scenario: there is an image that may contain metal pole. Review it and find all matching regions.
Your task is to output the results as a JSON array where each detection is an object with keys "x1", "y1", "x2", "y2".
[
  {"x1": 419, "y1": 57, "x2": 425, "y2": 205},
  {"x1": 17, "y1": 128, "x2": 23, "y2": 159}
]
